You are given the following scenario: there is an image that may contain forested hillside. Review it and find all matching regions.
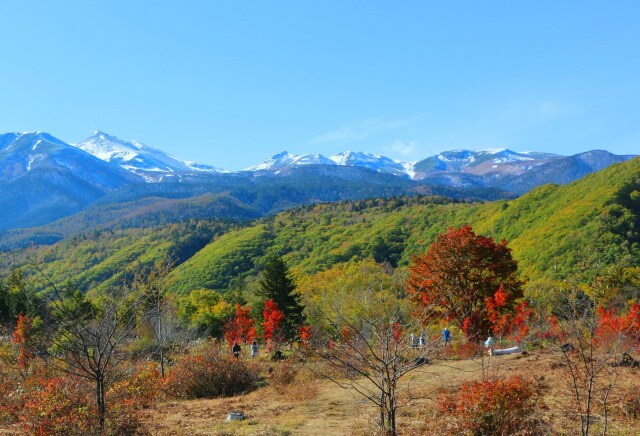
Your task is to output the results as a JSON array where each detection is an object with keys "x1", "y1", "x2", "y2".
[
  {"x1": 4, "y1": 158, "x2": 639, "y2": 297},
  {"x1": 168, "y1": 157, "x2": 639, "y2": 293}
]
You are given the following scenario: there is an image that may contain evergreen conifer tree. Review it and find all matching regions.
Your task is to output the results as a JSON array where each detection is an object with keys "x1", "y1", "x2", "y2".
[{"x1": 258, "y1": 255, "x2": 304, "y2": 341}]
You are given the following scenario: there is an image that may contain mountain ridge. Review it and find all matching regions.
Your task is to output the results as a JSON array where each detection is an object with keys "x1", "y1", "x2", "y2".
[{"x1": 0, "y1": 130, "x2": 636, "y2": 238}]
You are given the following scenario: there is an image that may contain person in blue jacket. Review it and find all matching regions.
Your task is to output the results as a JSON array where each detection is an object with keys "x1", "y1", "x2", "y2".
[{"x1": 443, "y1": 327, "x2": 451, "y2": 346}]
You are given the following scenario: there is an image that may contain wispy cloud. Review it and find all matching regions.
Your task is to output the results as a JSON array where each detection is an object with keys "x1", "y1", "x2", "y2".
[
  {"x1": 384, "y1": 140, "x2": 417, "y2": 156},
  {"x1": 309, "y1": 116, "x2": 420, "y2": 145}
]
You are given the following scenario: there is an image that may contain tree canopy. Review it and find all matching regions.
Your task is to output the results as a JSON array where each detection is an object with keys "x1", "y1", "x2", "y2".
[{"x1": 407, "y1": 225, "x2": 523, "y2": 339}]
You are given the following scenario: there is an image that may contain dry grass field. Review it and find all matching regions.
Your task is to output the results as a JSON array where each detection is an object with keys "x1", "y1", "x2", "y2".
[
  {"x1": 1, "y1": 347, "x2": 638, "y2": 435},
  {"x1": 134, "y1": 349, "x2": 640, "y2": 435}
]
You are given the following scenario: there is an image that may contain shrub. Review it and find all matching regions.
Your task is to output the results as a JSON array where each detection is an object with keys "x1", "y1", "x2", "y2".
[
  {"x1": 437, "y1": 376, "x2": 545, "y2": 435},
  {"x1": 268, "y1": 360, "x2": 299, "y2": 391},
  {"x1": 266, "y1": 359, "x2": 316, "y2": 400},
  {"x1": 20, "y1": 376, "x2": 97, "y2": 435},
  {"x1": 0, "y1": 341, "x2": 20, "y2": 424},
  {"x1": 107, "y1": 362, "x2": 161, "y2": 409},
  {"x1": 622, "y1": 390, "x2": 640, "y2": 420},
  {"x1": 163, "y1": 350, "x2": 259, "y2": 399},
  {"x1": 0, "y1": 375, "x2": 20, "y2": 424},
  {"x1": 20, "y1": 367, "x2": 158, "y2": 435}
]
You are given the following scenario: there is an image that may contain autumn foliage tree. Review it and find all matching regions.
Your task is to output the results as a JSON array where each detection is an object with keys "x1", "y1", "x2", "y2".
[
  {"x1": 224, "y1": 304, "x2": 256, "y2": 346},
  {"x1": 595, "y1": 301, "x2": 640, "y2": 351},
  {"x1": 262, "y1": 299, "x2": 285, "y2": 349},
  {"x1": 407, "y1": 225, "x2": 523, "y2": 340},
  {"x1": 11, "y1": 314, "x2": 38, "y2": 371}
]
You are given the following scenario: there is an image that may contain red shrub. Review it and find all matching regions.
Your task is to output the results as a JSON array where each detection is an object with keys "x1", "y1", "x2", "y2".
[
  {"x1": 438, "y1": 376, "x2": 544, "y2": 434},
  {"x1": 20, "y1": 365, "x2": 159, "y2": 435},
  {"x1": 20, "y1": 376, "x2": 96, "y2": 435},
  {"x1": 299, "y1": 325, "x2": 312, "y2": 344}
]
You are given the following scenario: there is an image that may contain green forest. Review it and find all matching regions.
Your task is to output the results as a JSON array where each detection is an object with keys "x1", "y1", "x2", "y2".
[{"x1": 5, "y1": 156, "x2": 638, "y2": 300}]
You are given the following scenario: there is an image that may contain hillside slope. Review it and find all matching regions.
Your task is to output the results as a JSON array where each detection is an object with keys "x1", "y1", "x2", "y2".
[
  {"x1": 168, "y1": 157, "x2": 640, "y2": 292},
  {"x1": 6, "y1": 158, "x2": 639, "y2": 295}
]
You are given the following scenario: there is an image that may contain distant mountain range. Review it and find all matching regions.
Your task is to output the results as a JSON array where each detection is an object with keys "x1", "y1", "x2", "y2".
[{"x1": 0, "y1": 130, "x2": 636, "y2": 246}]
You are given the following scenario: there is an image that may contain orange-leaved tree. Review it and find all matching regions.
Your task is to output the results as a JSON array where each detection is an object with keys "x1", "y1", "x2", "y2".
[
  {"x1": 596, "y1": 301, "x2": 640, "y2": 351},
  {"x1": 263, "y1": 299, "x2": 285, "y2": 349},
  {"x1": 407, "y1": 225, "x2": 523, "y2": 340},
  {"x1": 11, "y1": 313, "x2": 38, "y2": 371},
  {"x1": 224, "y1": 304, "x2": 256, "y2": 346}
]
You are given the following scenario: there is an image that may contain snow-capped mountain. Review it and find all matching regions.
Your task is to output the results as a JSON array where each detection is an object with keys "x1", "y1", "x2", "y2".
[
  {"x1": 0, "y1": 129, "x2": 637, "y2": 238},
  {"x1": 245, "y1": 151, "x2": 336, "y2": 171},
  {"x1": 75, "y1": 131, "x2": 226, "y2": 180},
  {"x1": 413, "y1": 148, "x2": 562, "y2": 178},
  {"x1": 329, "y1": 151, "x2": 414, "y2": 178},
  {"x1": 247, "y1": 150, "x2": 415, "y2": 178},
  {"x1": 0, "y1": 132, "x2": 135, "y2": 185},
  {"x1": 0, "y1": 132, "x2": 138, "y2": 230},
  {"x1": 245, "y1": 148, "x2": 566, "y2": 180}
]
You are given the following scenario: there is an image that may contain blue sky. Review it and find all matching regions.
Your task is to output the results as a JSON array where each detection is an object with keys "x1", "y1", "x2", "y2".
[{"x1": 0, "y1": 1, "x2": 638, "y2": 170}]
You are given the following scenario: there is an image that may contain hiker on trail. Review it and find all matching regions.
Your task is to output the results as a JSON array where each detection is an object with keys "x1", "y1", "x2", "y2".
[
  {"x1": 411, "y1": 334, "x2": 419, "y2": 348},
  {"x1": 442, "y1": 327, "x2": 451, "y2": 346},
  {"x1": 250, "y1": 340, "x2": 259, "y2": 358},
  {"x1": 419, "y1": 332, "x2": 426, "y2": 348},
  {"x1": 484, "y1": 336, "x2": 494, "y2": 355},
  {"x1": 232, "y1": 341, "x2": 241, "y2": 359}
]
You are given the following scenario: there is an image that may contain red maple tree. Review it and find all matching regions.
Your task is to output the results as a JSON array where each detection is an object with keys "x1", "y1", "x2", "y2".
[
  {"x1": 407, "y1": 225, "x2": 523, "y2": 340},
  {"x1": 263, "y1": 299, "x2": 285, "y2": 348},
  {"x1": 224, "y1": 304, "x2": 256, "y2": 346},
  {"x1": 596, "y1": 302, "x2": 640, "y2": 350},
  {"x1": 299, "y1": 325, "x2": 312, "y2": 344}
]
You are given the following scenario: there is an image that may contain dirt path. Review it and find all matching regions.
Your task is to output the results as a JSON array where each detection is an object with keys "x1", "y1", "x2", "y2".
[{"x1": 138, "y1": 356, "x2": 493, "y2": 435}]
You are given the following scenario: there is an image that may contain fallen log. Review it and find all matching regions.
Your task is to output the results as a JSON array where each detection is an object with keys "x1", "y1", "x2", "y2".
[{"x1": 489, "y1": 346, "x2": 519, "y2": 356}]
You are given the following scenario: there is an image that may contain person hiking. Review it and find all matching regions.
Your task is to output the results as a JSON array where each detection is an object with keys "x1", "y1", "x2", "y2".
[
  {"x1": 250, "y1": 340, "x2": 259, "y2": 358},
  {"x1": 232, "y1": 341, "x2": 241, "y2": 359},
  {"x1": 442, "y1": 327, "x2": 451, "y2": 346},
  {"x1": 484, "y1": 336, "x2": 495, "y2": 355}
]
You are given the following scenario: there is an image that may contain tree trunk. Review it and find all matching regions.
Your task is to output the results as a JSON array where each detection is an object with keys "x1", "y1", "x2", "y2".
[
  {"x1": 159, "y1": 346, "x2": 165, "y2": 379},
  {"x1": 96, "y1": 374, "x2": 106, "y2": 430},
  {"x1": 380, "y1": 377, "x2": 386, "y2": 432}
]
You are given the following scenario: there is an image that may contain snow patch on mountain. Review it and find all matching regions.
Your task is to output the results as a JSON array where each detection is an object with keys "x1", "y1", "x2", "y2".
[
  {"x1": 26, "y1": 154, "x2": 46, "y2": 171},
  {"x1": 247, "y1": 150, "x2": 415, "y2": 178},
  {"x1": 245, "y1": 151, "x2": 336, "y2": 171},
  {"x1": 75, "y1": 131, "x2": 225, "y2": 177},
  {"x1": 185, "y1": 161, "x2": 231, "y2": 173},
  {"x1": 402, "y1": 161, "x2": 416, "y2": 179}
]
